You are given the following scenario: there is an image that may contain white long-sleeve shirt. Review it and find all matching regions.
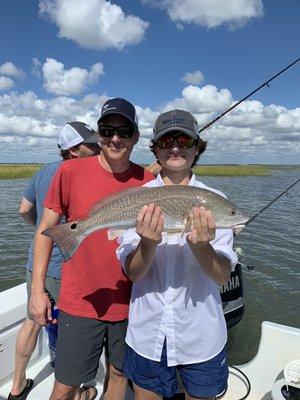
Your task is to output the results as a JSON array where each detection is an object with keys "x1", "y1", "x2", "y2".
[{"x1": 116, "y1": 174, "x2": 237, "y2": 367}]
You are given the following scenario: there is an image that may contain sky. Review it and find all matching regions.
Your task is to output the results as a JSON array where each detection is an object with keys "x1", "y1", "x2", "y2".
[{"x1": 0, "y1": 0, "x2": 299, "y2": 165}]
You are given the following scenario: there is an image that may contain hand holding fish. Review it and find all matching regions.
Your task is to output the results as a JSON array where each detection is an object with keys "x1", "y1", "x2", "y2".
[
  {"x1": 124, "y1": 204, "x2": 164, "y2": 282},
  {"x1": 186, "y1": 207, "x2": 231, "y2": 285},
  {"x1": 136, "y1": 203, "x2": 164, "y2": 245},
  {"x1": 187, "y1": 206, "x2": 216, "y2": 246}
]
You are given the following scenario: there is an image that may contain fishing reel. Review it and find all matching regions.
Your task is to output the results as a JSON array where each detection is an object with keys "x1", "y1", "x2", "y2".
[{"x1": 234, "y1": 246, "x2": 255, "y2": 270}]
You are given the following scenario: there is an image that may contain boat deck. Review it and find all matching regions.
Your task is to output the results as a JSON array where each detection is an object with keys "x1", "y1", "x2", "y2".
[
  {"x1": 0, "y1": 345, "x2": 274, "y2": 400},
  {"x1": 0, "y1": 355, "x2": 56, "y2": 400},
  {"x1": 1, "y1": 284, "x2": 299, "y2": 399},
  {"x1": 0, "y1": 352, "x2": 133, "y2": 400},
  {"x1": 0, "y1": 358, "x2": 255, "y2": 400}
]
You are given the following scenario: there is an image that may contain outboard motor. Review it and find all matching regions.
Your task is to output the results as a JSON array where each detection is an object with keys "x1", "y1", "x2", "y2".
[{"x1": 220, "y1": 262, "x2": 245, "y2": 329}]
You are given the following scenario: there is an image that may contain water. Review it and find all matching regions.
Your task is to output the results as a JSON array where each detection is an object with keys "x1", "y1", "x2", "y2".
[
  {"x1": 0, "y1": 178, "x2": 33, "y2": 291},
  {"x1": 0, "y1": 167, "x2": 299, "y2": 365}
]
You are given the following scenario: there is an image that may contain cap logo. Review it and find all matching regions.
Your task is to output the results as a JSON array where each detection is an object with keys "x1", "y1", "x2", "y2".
[
  {"x1": 102, "y1": 103, "x2": 117, "y2": 113},
  {"x1": 85, "y1": 124, "x2": 93, "y2": 131},
  {"x1": 163, "y1": 117, "x2": 185, "y2": 125}
]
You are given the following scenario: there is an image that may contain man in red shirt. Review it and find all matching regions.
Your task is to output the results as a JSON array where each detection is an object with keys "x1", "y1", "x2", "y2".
[{"x1": 30, "y1": 98, "x2": 153, "y2": 400}]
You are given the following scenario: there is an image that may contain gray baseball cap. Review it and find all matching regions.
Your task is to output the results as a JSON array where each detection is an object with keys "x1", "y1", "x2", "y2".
[{"x1": 153, "y1": 109, "x2": 199, "y2": 141}]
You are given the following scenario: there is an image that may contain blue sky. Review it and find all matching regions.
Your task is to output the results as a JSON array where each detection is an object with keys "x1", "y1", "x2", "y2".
[{"x1": 0, "y1": 0, "x2": 299, "y2": 164}]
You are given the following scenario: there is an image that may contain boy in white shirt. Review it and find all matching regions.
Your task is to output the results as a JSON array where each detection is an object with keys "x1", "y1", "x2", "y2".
[{"x1": 117, "y1": 109, "x2": 237, "y2": 400}]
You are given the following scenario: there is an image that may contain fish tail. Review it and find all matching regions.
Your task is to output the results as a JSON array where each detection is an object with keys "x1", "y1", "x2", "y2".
[{"x1": 42, "y1": 221, "x2": 84, "y2": 261}]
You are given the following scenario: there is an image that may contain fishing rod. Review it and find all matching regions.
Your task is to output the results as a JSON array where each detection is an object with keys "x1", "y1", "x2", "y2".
[
  {"x1": 199, "y1": 58, "x2": 300, "y2": 134},
  {"x1": 244, "y1": 178, "x2": 300, "y2": 227},
  {"x1": 234, "y1": 177, "x2": 299, "y2": 268}
]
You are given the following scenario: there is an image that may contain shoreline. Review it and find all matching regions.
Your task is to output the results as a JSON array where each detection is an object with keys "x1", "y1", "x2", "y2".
[
  {"x1": 0, "y1": 164, "x2": 43, "y2": 179},
  {"x1": 0, "y1": 163, "x2": 299, "y2": 179}
]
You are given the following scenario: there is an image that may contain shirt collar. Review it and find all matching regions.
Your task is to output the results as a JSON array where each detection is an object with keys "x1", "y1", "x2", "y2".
[
  {"x1": 156, "y1": 173, "x2": 164, "y2": 186},
  {"x1": 156, "y1": 172, "x2": 197, "y2": 187}
]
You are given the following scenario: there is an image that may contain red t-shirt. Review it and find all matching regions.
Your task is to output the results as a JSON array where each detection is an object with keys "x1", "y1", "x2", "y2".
[{"x1": 44, "y1": 156, "x2": 153, "y2": 321}]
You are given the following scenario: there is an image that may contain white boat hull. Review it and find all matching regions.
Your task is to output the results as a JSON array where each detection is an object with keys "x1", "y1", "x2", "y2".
[{"x1": 0, "y1": 284, "x2": 299, "y2": 399}]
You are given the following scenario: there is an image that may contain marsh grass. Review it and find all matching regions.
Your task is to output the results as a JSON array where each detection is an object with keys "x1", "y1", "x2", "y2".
[
  {"x1": 143, "y1": 164, "x2": 274, "y2": 176},
  {"x1": 0, "y1": 163, "x2": 279, "y2": 179},
  {"x1": 192, "y1": 165, "x2": 273, "y2": 176},
  {"x1": 0, "y1": 164, "x2": 43, "y2": 179}
]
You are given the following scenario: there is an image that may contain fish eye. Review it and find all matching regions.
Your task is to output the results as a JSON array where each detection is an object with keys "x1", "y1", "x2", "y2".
[
  {"x1": 229, "y1": 209, "x2": 236, "y2": 216},
  {"x1": 70, "y1": 223, "x2": 77, "y2": 229}
]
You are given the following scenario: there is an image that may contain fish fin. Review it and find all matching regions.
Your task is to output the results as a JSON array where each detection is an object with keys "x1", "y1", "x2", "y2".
[
  {"x1": 180, "y1": 215, "x2": 192, "y2": 238},
  {"x1": 42, "y1": 222, "x2": 84, "y2": 261},
  {"x1": 107, "y1": 228, "x2": 126, "y2": 240},
  {"x1": 89, "y1": 187, "x2": 148, "y2": 215}
]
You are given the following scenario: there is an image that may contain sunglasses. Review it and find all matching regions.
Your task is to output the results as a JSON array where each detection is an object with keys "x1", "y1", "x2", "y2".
[
  {"x1": 98, "y1": 125, "x2": 135, "y2": 139},
  {"x1": 156, "y1": 133, "x2": 196, "y2": 149}
]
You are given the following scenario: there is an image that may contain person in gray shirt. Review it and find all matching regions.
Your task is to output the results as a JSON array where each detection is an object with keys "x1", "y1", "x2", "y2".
[{"x1": 7, "y1": 122, "x2": 100, "y2": 400}]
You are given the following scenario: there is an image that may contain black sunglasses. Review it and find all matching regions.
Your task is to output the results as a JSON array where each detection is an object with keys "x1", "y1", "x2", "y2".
[
  {"x1": 156, "y1": 133, "x2": 196, "y2": 149},
  {"x1": 98, "y1": 125, "x2": 135, "y2": 139}
]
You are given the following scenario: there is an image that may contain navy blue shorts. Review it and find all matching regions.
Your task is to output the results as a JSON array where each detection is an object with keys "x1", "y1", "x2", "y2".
[{"x1": 123, "y1": 341, "x2": 229, "y2": 398}]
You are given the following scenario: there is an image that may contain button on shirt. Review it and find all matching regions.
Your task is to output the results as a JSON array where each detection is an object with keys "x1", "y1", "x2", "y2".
[{"x1": 116, "y1": 174, "x2": 238, "y2": 366}]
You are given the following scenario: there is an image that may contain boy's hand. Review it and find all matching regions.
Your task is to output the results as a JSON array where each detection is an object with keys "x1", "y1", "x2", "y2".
[
  {"x1": 187, "y1": 206, "x2": 216, "y2": 246},
  {"x1": 136, "y1": 203, "x2": 164, "y2": 245}
]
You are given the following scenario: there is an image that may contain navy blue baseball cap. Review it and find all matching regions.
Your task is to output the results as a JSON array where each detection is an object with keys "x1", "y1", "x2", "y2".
[{"x1": 98, "y1": 97, "x2": 138, "y2": 128}]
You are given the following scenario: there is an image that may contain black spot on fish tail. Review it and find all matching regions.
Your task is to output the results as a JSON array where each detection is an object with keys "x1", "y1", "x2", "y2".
[{"x1": 42, "y1": 222, "x2": 84, "y2": 261}]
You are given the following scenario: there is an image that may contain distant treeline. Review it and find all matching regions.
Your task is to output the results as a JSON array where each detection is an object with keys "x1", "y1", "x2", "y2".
[{"x1": 1, "y1": 163, "x2": 298, "y2": 179}]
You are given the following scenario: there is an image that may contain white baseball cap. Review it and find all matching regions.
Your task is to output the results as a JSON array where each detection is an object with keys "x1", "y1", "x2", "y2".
[{"x1": 58, "y1": 122, "x2": 99, "y2": 150}]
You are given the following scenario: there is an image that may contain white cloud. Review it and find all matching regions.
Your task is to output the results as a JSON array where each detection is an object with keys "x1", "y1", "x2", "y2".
[
  {"x1": 0, "y1": 62, "x2": 25, "y2": 78},
  {"x1": 163, "y1": 84, "x2": 233, "y2": 115},
  {"x1": 0, "y1": 84, "x2": 299, "y2": 164},
  {"x1": 143, "y1": 0, "x2": 263, "y2": 29},
  {"x1": 42, "y1": 58, "x2": 105, "y2": 96},
  {"x1": 32, "y1": 57, "x2": 42, "y2": 78},
  {"x1": 39, "y1": 0, "x2": 149, "y2": 50},
  {"x1": 0, "y1": 91, "x2": 107, "y2": 137},
  {"x1": 182, "y1": 70, "x2": 204, "y2": 85},
  {"x1": 0, "y1": 91, "x2": 108, "y2": 162},
  {"x1": 0, "y1": 76, "x2": 15, "y2": 91}
]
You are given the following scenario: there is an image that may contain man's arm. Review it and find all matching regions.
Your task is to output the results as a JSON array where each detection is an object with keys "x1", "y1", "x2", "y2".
[
  {"x1": 19, "y1": 198, "x2": 37, "y2": 226},
  {"x1": 187, "y1": 207, "x2": 231, "y2": 285},
  {"x1": 125, "y1": 204, "x2": 163, "y2": 282},
  {"x1": 30, "y1": 207, "x2": 62, "y2": 325}
]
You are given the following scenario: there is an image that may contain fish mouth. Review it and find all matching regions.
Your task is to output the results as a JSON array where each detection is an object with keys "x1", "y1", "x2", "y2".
[
  {"x1": 236, "y1": 213, "x2": 250, "y2": 226},
  {"x1": 233, "y1": 223, "x2": 246, "y2": 229},
  {"x1": 232, "y1": 224, "x2": 246, "y2": 235}
]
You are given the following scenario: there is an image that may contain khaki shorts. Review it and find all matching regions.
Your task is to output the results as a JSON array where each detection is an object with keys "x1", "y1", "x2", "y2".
[{"x1": 26, "y1": 269, "x2": 61, "y2": 320}]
